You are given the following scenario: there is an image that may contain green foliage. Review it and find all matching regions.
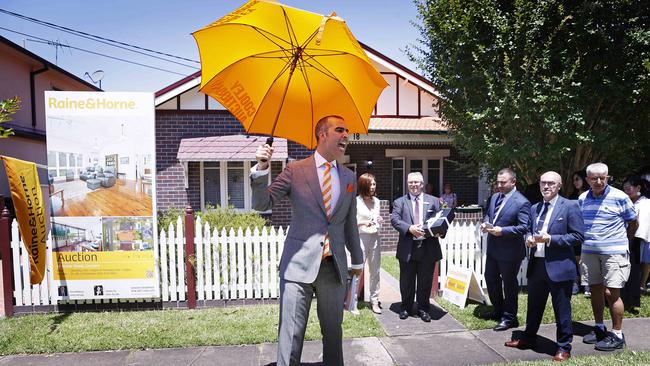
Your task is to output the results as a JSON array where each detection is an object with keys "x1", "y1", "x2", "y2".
[
  {"x1": 0, "y1": 96, "x2": 20, "y2": 138},
  {"x1": 157, "y1": 205, "x2": 268, "y2": 233},
  {"x1": 409, "y1": 0, "x2": 650, "y2": 186}
]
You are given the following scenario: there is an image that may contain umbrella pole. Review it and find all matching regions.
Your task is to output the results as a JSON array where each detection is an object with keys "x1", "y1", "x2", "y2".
[{"x1": 263, "y1": 50, "x2": 301, "y2": 157}]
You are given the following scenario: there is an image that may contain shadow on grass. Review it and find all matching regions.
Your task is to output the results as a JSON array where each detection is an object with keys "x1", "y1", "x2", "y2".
[{"x1": 48, "y1": 312, "x2": 72, "y2": 334}]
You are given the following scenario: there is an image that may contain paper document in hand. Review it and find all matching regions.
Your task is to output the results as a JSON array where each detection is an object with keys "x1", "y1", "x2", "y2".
[{"x1": 344, "y1": 275, "x2": 360, "y2": 312}]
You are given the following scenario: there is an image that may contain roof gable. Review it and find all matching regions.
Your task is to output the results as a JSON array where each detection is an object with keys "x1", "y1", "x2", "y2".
[{"x1": 154, "y1": 43, "x2": 437, "y2": 105}]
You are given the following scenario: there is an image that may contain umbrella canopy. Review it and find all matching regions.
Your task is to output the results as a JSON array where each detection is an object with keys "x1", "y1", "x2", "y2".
[{"x1": 193, "y1": 0, "x2": 388, "y2": 149}]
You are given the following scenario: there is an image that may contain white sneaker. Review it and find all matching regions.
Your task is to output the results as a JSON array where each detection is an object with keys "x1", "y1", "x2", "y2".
[{"x1": 371, "y1": 303, "x2": 382, "y2": 314}]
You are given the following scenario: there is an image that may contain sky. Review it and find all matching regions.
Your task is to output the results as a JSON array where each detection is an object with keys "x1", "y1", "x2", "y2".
[{"x1": 0, "y1": 0, "x2": 424, "y2": 93}]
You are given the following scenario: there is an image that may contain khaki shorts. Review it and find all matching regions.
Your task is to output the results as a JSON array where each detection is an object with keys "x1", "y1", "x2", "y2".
[{"x1": 580, "y1": 252, "x2": 630, "y2": 288}]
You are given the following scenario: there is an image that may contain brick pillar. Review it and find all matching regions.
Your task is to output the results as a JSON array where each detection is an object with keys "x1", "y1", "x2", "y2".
[
  {"x1": 185, "y1": 206, "x2": 196, "y2": 309},
  {"x1": 0, "y1": 207, "x2": 13, "y2": 317}
]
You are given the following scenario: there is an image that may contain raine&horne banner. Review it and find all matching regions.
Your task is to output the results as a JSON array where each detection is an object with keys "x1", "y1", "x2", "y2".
[
  {"x1": 44, "y1": 91, "x2": 158, "y2": 300},
  {"x1": 0, "y1": 156, "x2": 47, "y2": 284}
]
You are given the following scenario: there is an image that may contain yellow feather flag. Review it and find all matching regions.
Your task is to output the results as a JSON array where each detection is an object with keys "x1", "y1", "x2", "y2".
[{"x1": 1, "y1": 156, "x2": 47, "y2": 284}]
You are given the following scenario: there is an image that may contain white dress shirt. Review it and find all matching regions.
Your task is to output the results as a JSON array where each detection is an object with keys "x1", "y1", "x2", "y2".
[
  {"x1": 534, "y1": 195, "x2": 558, "y2": 258},
  {"x1": 410, "y1": 193, "x2": 426, "y2": 241},
  {"x1": 410, "y1": 193, "x2": 424, "y2": 226},
  {"x1": 314, "y1": 151, "x2": 340, "y2": 216}
]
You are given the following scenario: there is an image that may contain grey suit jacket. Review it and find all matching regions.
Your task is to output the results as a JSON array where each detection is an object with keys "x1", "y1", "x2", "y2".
[{"x1": 251, "y1": 155, "x2": 363, "y2": 284}]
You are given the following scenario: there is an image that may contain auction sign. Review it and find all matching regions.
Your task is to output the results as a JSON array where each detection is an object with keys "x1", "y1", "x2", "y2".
[{"x1": 45, "y1": 91, "x2": 159, "y2": 300}]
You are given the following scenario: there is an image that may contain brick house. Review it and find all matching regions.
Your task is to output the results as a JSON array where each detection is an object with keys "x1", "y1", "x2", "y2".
[
  {"x1": 0, "y1": 35, "x2": 100, "y2": 208},
  {"x1": 154, "y1": 43, "x2": 489, "y2": 250}
]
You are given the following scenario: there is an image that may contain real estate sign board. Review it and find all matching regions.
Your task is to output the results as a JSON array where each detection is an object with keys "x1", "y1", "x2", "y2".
[
  {"x1": 45, "y1": 91, "x2": 158, "y2": 300},
  {"x1": 442, "y1": 266, "x2": 487, "y2": 308}
]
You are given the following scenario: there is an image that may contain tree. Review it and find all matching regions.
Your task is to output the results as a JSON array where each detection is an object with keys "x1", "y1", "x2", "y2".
[
  {"x1": 409, "y1": 0, "x2": 650, "y2": 190},
  {"x1": 0, "y1": 96, "x2": 20, "y2": 138}
]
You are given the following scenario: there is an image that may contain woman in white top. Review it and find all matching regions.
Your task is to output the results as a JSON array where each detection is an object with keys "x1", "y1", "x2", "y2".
[
  {"x1": 356, "y1": 173, "x2": 383, "y2": 314},
  {"x1": 624, "y1": 176, "x2": 650, "y2": 291}
]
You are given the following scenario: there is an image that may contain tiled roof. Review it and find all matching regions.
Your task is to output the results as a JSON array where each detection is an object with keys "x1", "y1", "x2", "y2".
[
  {"x1": 177, "y1": 135, "x2": 288, "y2": 161},
  {"x1": 368, "y1": 117, "x2": 447, "y2": 131}
]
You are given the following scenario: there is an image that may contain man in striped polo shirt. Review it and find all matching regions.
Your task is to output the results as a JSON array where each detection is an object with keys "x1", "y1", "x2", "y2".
[{"x1": 579, "y1": 162, "x2": 638, "y2": 351}]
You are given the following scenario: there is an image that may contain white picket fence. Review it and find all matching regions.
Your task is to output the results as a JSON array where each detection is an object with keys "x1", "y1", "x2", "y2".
[
  {"x1": 438, "y1": 220, "x2": 530, "y2": 290},
  {"x1": 158, "y1": 216, "x2": 285, "y2": 302},
  {"x1": 8, "y1": 217, "x2": 531, "y2": 308}
]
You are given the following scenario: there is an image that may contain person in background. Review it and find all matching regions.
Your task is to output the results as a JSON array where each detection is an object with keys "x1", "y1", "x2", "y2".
[
  {"x1": 579, "y1": 163, "x2": 638, "y2": 351},
  {"x1": 425, "y1": 182, "x2": 435, "y2": 196},
  {"x1": 569, "y1": 170, "x2": 589, "y2": 297},
  {"x1": 440, "y1": 182, "x2": 457, "y2": 209},
  {"x1": 622, "y1": 177, "x2": 650, "y2": 294},
  {"x1": 480, "y1": 168, "x2": 531, "y2": 331},
  {"x1": 569, "y1": 171, "x2": 588, "y2": 200},
  {"x1": 505, "y1": 171, "x2": 584, "y2": 362},
  {"x1": 523, "y1": 170, "x2": 544, "y2": 205},
  {"x1": 621, "y1": 176, "x2": 646, "y2": 311},
  {"x1": 356, "y1": 173, "x2": 383, "y2": 314},
  {"x1": 391, "y1": 172, "x2": 443, "y2": 323}
]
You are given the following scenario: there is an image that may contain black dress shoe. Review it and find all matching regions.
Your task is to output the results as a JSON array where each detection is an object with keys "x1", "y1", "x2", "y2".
[
  {"x1": 480, "y1": 311, "x2": 501, "y2": 320},
  {"x1": 494, "y1": 318, "x2": 519, "y2": 331},
  {"x1": 417, "y1": 310, "x2": 431, "y2": 322},
  {"x1": 399, "y1": 310, "x2": 410, "y2": 320}
]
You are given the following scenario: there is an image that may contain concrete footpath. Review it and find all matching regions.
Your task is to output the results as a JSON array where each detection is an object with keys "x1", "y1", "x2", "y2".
[{"x1": 2, "y1": 269, "x2": 650, "y2": 365}]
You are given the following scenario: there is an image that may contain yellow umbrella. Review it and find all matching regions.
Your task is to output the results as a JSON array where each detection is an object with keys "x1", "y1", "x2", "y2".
[{"x1": 192, "y1": 0, "x2": 387, "y2": 149}]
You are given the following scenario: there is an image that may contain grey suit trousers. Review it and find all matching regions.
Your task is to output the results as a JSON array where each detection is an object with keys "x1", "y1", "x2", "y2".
[{"x1": 278, "y1": 259, "x2": 346, "y2": 366}]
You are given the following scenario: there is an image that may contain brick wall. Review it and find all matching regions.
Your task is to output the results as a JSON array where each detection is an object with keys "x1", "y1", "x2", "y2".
[
  {"x1": 443, "y1": 149, "x2": 479, "y2": 206},
  {"x1": 155, "y1": 110, "x2": 479, "y2": 233},
  {"x1": 345, "y1": 143, "x2": 479, "y2": 206},
  {"x1": 156, "y1": 110, "x2": 245, "y2": 212},
  {"x1": 156, "y1": 110, "x2": 311, "y2": 225}
]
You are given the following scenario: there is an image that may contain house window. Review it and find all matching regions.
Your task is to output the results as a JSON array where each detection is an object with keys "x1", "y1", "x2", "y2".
[
  {"x1": 47, "y1": 150, "x2": 83, "y2": 179},
  {"x1": 427, "y1": 159, "x2": 441, "y2": 196},
  {"x1": 201, "y1": 160, "x2": 280, "y2": 211},
  {"x1": 227, "y1": 161, "x2": 245, "y2": 209},
  {"x1": 392, "y1": 159, "x2": 404, "y2": 202},
  {"x1": 203, "y1": 162, "x2": 221, "y2": 208},
  {"x1": 392, "y1": 158, "x2": 443, "y2": 198}
]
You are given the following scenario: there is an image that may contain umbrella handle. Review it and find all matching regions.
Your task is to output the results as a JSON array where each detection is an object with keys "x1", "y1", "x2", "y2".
[{"x1": 260, "y1": 137, "x2": 274, "y2": 163}]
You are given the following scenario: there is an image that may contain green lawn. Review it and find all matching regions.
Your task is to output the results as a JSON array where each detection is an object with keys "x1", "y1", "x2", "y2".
[
  {"x1": 381, "y1": 254, "x2": 650, "y2": 330},
  {"x1": 0, "y1": 302, "x2": 384, "y2": 355},
  {"x1": 495, "y1": 349, "x2": 650, "y2": 366}
]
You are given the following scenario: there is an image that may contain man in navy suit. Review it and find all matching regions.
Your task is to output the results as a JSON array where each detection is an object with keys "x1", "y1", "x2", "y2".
[
  {"x1": 391, "y1": 172, "x2": 443, "y2": 322},
  {"x1": 505, "y1": 171, "x2": 585, "y2": 362},
  {"x1": 481, "y1": 168, "x2": 531, "y2": 331}
]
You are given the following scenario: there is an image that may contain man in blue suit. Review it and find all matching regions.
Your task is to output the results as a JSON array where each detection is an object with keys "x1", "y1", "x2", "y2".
[
  {"x1": 481, "y1": 168, "x2": 531, "y2": 331},
  {"x1": 505, "y1": 171, "x2": 585, "y2": 362}
]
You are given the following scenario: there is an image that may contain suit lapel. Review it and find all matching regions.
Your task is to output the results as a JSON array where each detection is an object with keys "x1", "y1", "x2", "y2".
[
  {"x1": 422, "y1": 194, "x2": 436, "y2": 220},
  {"x1": 304, "y1": 155, "x2": 328, "y2": 218},
  {"x1": 497, "y1": 191, "x2": 516, "y2": 221},
  {"x1": 547, "y1": 197, "x2": 564, "y2": 231},
  {"x1": 489, "y1": 193, "x2": 497, "y2": 221},
  {"x1": 404, "y1": 194, "x2": 414, "y2": 224}
]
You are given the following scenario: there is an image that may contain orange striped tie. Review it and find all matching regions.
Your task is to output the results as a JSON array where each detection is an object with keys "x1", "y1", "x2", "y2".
[{"x1": 322, "y1": 162, "x2": 332, "y2": 259}]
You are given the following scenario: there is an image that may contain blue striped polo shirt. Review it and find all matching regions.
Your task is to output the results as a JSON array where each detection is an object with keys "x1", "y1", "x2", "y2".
[{"x1": 578, "y1": 185, "x2": 637, "y2": 254}]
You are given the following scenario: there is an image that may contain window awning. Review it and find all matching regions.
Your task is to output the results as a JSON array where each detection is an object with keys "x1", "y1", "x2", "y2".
[{"x1": 177, "y1": 135, "x2": 288, "y2": 162}]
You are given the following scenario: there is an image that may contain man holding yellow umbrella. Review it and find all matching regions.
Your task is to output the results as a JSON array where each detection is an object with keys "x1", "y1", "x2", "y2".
[{"x1": 193, "y1": 1, "x2": 386, "y2": 365}]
